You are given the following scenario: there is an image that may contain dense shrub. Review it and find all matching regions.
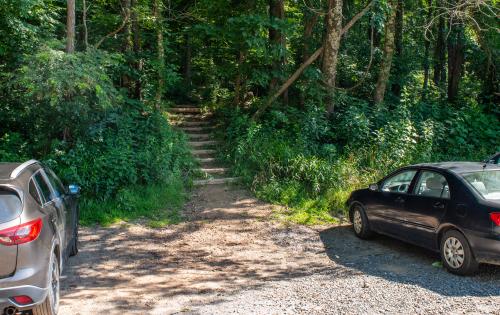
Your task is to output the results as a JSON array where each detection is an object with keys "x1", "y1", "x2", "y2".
[
  {"x1": 217, "y1": 98, "x2": 500, "y2": 225},
  {"x1": 0, "y1": 47, "x2": 195, "y2": 224}
]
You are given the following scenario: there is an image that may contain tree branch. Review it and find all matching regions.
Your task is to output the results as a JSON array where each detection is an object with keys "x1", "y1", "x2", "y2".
[
  {"x1": 253, "y1": 1, "x2": 374, "y2": 119},
  {"x1": 95, "y1": 9, "x2": 130, "y2": 49}
]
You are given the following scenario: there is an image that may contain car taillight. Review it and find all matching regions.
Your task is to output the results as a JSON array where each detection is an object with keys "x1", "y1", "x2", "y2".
[
  {"x1": 0, "y1": 218, "x2": 43, "y2": 246},
  {"x1": 490, "y1": 213, "x2": 500, "y2": 226}
]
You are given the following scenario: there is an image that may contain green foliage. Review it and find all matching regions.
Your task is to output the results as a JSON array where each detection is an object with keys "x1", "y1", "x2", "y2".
[
  {"x1": 218, "y1": 95, "x2": 500, "y2": 224},
  {"x1": 80, "y1": 178, "x2": 186, "y2": 227}
]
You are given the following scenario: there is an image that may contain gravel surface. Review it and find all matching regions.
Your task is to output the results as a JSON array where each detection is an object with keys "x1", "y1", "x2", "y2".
[{"x1": 60, "y1": 185, "x2": 500, "y2": 314}]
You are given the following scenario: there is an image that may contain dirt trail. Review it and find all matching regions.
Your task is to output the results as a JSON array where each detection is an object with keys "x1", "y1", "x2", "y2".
[
  {"x1": 59, "y1": 183, "x2": 500, "y2": 314},
  {"x1": 59, "y1": 184, "x2": 334, "y2": 314}
]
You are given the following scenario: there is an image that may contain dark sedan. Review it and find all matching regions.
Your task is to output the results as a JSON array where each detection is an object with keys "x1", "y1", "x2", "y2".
[{"x1": 347, "y1": 162, "x2": 500, "y2": 275}]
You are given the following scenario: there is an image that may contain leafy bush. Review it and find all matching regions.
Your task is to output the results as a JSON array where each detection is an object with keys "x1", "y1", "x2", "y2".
[
  {"x1": 217, "y1": 97, "x2": 500, "y2": 225},
  {"x1": 0, "y1": 47, "x2": 195, "y2": 225}
]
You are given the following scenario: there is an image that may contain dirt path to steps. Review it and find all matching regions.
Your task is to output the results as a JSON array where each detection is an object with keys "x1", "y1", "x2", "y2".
[{"x1": 59, "y1": 183, "x2": 500, "y2": 314}]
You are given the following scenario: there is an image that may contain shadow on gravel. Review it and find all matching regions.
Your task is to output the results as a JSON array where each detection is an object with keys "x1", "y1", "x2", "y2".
[{"x1": 319, "y1": 225, "x2": 500, "y2": 297}]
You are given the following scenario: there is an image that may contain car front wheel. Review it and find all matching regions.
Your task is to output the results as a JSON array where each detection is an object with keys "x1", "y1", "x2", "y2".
[
  {"x1": 440, "y1": 230, "x2": 478, "y2": 276},
  {"x1": 351, "y1": 204, "x2": 373, "y2": 239}
]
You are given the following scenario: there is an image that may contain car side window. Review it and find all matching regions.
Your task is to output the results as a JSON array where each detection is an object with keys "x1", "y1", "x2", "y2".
[
  {"x1": 415, "y1": 171, "x2": 450, "y2": 199},
  {"x1": 29, "y1": 179, "x2": 42, "y2": 205},
  {"x1": 45, "y1": 168, "x2": 65, "y2": 198},
  {"x1": 33, "y1": 172, "x2": 53, "y2": 204},
  {"x1": 381, "y1": 170, "x2": 417, "y2": 194}
]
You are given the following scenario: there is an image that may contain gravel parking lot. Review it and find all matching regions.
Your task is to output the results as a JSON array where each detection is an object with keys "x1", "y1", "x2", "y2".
[{"x1": 60, "y1": 185, "x2": 500, "y2": 314}]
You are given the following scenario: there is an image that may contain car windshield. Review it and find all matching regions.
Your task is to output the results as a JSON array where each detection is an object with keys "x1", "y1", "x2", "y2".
[
  {"x1": 462, "y1": 170, "x2": 500, "y2": 201},
  {"x1": 0, "y1": 188, "x2": 22, "y2": 224}
]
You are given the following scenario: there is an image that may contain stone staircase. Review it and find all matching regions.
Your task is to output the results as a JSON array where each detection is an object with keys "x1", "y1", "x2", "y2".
[{"x1": 168, "y1": 105, "x2": 240, "y2": 186}]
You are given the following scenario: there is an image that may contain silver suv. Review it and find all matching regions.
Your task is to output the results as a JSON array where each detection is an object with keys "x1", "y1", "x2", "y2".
[{"x1": 0, "y1": 160, "x2": 79, "y2": 315}]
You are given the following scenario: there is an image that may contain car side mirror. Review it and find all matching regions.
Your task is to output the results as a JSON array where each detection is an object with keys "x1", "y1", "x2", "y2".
[
  {"x1": 369, "y1": 183, "x2": 378, "y2": 191},
  {"x1": 68, "y1": 184, "x2": 81, "y2": 196}
]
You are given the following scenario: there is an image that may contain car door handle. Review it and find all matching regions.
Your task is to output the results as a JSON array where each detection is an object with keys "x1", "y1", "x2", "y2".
[
  {"x1": 433, "y1": 202, "x2": 445, "y2": 209},
  {"x1": 395, "y1": 197, "x2": 405, "y2": 204}
]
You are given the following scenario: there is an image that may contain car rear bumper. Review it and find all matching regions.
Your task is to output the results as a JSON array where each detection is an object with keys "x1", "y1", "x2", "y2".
[
  {"x1": 0, "y1": 285, "x2": 48, "y2": 309},
  {"x1": 0, "y1": 265, "x2": 50, "y2": 310},
  {"x1": 465, "y1": 230, "x2": 500, "y2": 265}
]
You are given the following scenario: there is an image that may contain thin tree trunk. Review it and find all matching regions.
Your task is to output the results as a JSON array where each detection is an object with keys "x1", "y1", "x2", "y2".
[
  {"x1": 299, "y1": 11, "x2": 319, "y2": 106},
  {"x1": 390, "y1": 0, "x2": 403, "y2": 97},
  {"x1": 154, "y1": 0, "x2": 164, "y2": 109},
  {"x1": 184, "y1": 33, "x2": 192, "y2": 86},
  {"x1": 131, "y1": 0, "x2": 142, "y2": 100},
  {"x1": 122, "y1": 0, "x2": 132, "y2": 91},
  {"x1": 447, "y1": 25, "x2": 464, "y2": 103},
  {"x1": 234, "y1": 50, "x2": 246, "y2": 106},
  {"x1": 83, "y1": 0, "x2": 88, "y2": 50},
  {"x1": 66, "y1": 0, "x2": 76, "y2": 53},
  {"x1": 322, "y1": 0, "x2": 343, "y2": 113},
  {"x1": 374, "y1": 1, "x2": 397, "y2": 104},
  {"x1": 422, "y1": 0, "x2": 433, "y2": 97},
  {"x1": 269, "y1": 0, "x2": 286, "y2": 98},
  {"x1": 433, "y1": 2, "x2": 446, "y2": 86}
]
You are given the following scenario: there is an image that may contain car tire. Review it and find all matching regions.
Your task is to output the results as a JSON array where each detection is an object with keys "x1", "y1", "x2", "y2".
[
  {"x1": 440, "y1": 230, "x2": 478, "y2": 276},
  {"x1": 32, "y1": 252, "x2": 59, "y2": 315},
  {"x1": 351, "y1": 204, "x2": 373, "y2": 239},
  {"x1": 69, "y1": 215, "x2": 79, "y2": 257}
]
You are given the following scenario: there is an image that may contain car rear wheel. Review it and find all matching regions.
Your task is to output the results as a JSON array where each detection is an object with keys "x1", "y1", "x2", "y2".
[
  {"x1": 351, "y1": 204, "x2": 373, "y2": 239},
  {"x1": 440, "y1": 230, "x2": 478, "y2": 276},
  {"x1": 32, "y1": 252, "x2": 59, "y2": 315}
]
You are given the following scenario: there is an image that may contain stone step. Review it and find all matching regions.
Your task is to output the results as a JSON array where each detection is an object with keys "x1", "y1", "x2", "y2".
[
  {"x1": 168, "y1": 107, "x2": 202, "y2": 113},
  {"x1": 200, "y1": 168, "x2": 228, "y2": 175},
  {"x1": 181, "y1": 121, "x2": 211, "y2": 127},
  {"x1": 193, "y1": 177, "x2": 240, "y2": 186},
  {"x1": 189, "y1": 141, "x2": 218, "y2": 148},
  {"x1": 189, "y1": 134, "x2": 211, "y2": 140},
  {"x1": 192, "y1": 149, "x2": 216, "y2": 156},
  {"x1": 197, "y1": 157, "x2": 216, "y2": 163},
  {"x1": 169, "y1": 113, "x2": 212, "y2": 120},
  {"x1": 180, "y1": 126, "x2": 214, "y2": 132}
]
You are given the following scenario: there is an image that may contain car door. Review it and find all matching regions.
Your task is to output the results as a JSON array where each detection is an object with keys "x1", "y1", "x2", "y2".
[
  {"x1": 369, "y1": 169, "x2": 418, "y2": 237},
  {"x1": 32, "y1": 171, "x2": 64, "y2": 246},
  {"x1": 43, "y1": 168, "x2": 73, "y2": 251},
  {"x1": 402, "y1": 170, "x2": 450, "y2": 248}
]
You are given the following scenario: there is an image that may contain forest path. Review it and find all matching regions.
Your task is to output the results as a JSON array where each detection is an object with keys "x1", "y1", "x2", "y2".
[
  {"x1": 57, "y1": 106, "x2": 500, "y2": 314},
  {"x1": 58, "y1": 183, "x2": 500, "y2": 315}
]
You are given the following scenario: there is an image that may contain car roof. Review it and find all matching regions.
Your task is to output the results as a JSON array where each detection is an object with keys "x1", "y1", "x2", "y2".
[
  {"x1": 412, "y1": 162, "x2": 500, "y2": 174},
  {"x1": 0, "y1": 162, "x2": 23, "y2": 180}
]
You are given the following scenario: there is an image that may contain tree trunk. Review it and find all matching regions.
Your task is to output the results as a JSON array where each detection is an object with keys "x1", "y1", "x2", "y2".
[
  {"x1": 122, "y1": 0, "x2": 132, "y2": 91},
  {"x1": 390, "y1": 0, "x2": 403, "y2": 97},
  {"x1": 131, "y1": 0, "x2": 142, "y2": 100},
  {"x1": 447, "y1": 25, "x2": 464, "y2": 103},
  {"x1": 269, "y1": 0, "x2": 286, "y2": 96},
  {"x1": 154, "y1": 0, "x2": 164, "y2": 109},
  {"x1": 234, "y1": 50, "x2": 246, "y2": 106},
  {"x1": 422, "y1": 0, "x2": 433, "y2": 96},
  {"x1": 302, "y1": 12, "x2": 319, "y2": 63},
  {"x1": 322, "y1": 0, "x2": 343, "y2": 113},
  {"x1": 374, "y1": 1, "x2": 397, "y2": 104},
  {"x1": 66, "y1": 0, "x2": 76, "y2": 53},
  {"x1": 433, "y1": 3, "x2": 446, "y2": 86},
  {"x1": 183, "y1": 33, "x2": 192, "y2": 86},
  {"x1": 83, "y1": 0, "x2": 88, "y2": 50}
]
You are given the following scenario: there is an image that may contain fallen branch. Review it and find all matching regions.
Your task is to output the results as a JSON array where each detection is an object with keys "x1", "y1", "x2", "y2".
[{"x1": 253, "y1": 1, "x2": 374, "y2": 119}]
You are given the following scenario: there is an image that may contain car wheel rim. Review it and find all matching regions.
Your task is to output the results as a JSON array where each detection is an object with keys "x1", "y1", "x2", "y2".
[
  {"x1": 444, "y1": 237, "x2": 465, "y2": 269},
  {"x1": 353, "y1": 209, "x2": 363, "y2": 234},
  {"x1": 49, "y1": 259, "x2": 60, "y2": 313}
]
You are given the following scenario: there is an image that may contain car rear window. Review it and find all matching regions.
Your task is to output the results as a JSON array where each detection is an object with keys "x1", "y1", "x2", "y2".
[
  {"x1": 0, "y1": 188, "x2": 22, "y2": 224},
  {"x1": 462, "y1": 170, "x2": 500, "y2": 201}
]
